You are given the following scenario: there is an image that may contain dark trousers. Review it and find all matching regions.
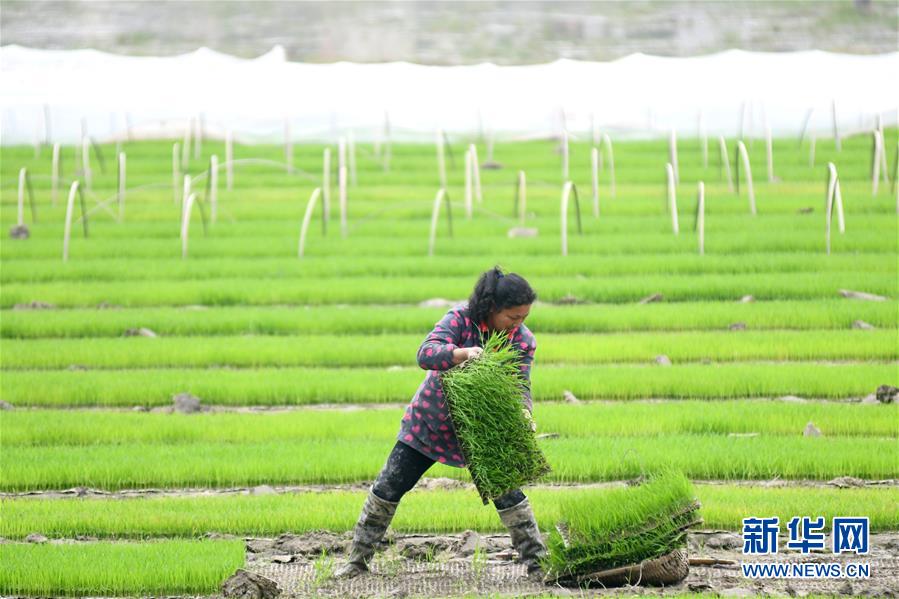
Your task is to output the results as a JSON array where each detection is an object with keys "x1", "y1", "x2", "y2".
[{"x1": 372, "y1": 440, "x2": 527, "y2": 510}]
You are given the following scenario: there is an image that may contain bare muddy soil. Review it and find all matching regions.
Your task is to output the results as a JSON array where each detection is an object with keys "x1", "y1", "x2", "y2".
[
  {"x1": 5, "y1": 530, "x2": 896, "y2": 597},
  {"x1": 243, "y1": 530, "x2": 899, "y2": 598},
  {"x1": 4, "y1": 478, "x2": 896, "y2": 500}
]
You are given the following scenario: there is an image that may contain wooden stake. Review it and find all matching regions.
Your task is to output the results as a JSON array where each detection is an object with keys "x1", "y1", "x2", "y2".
[
  {"x1": 322, "y1": 148, "x2": 331, "y2": 224},
  {"x1": 798, "y1": 107, "x2": 813, "y2": 145},
  {"x1": 339, "y1": 165, "x2": 348, "y2": 238},
  {"x1": 718, "y1": 136, "x2": 734, "y2": 192},
  {"x1": 51, "y1": 143, "x2": 60, "y2": 206},
  {"x1": 601, "y1": 134, "x2": 615, "y2": 198},
  {"x1": 697, "y1": 182, "x2": 705, "y2": 255},
  {"x1": 180, "y1": 192, "x2": 197, "y2": 259},
  {"x1": 436, "y1": 130, "x2": 447, "y2": 189},
  {"x1": 209, "y1": 155, "x2": 219, "y2": 224},
  {"x1": 765, "y1": 125, "x2": 775, "y2": 183},
  {"x1": 348, "y1": 131, "x2": 357, "y2": 187},
  {"x1": 736, "y1": 141, "x2": 756, "y2": 215},
  {"x1": 225, "y1": 130, "x2": 234, "y2": 190},
  {"x1": 81, "y1": 136, "x2": 92, "y2": 191},
  {"x1": 62, "y1": 181, "x2": 88, "y2": 262},
  {"x1": 738, "y1": 101, "x2": 747, "y2": 140},
  {"x1": 43, "y1": 104, "x2": 52, "y2": 145},
  {"x1": 517, "y1": 170, "x2": 527, "y2": 225},
  {"x1": 834, "y1": 170, "x2": 845, "y2": 235},
  {"x1": 872, "y1": 130, "x2": 882, "y2": 196},
  {"x1": 591, "y1": 147, "x2": 600, "y2": 218},
  {"x1": 560, "y1": 181, "x2": 583, "y2": 257},
  {"x1": 182, "y1": 175, "x2": 191, "y2": 211},
  {"x1": 825, "y1": 163, "x2": 836, "y2": 255},
  {"x1": 117, "y1": 152, "x2": 126, "y2": 223},
  {"x1": 428, "y1": 188, "x2": 454, "y2": 257},
  {"x1": 669, "y1": 129, "x2": 679, "y2": 185},
  {"x1": 338, "y1": 137, "x2": 347, "y2": 180},
  {"x1": 666, "y1": 163, "x2": 679, "y2": 234},
  {"x1": 298, "y1": 188, "x2": 323, "y2": 258},
  {"x1": 470, "y1": 144, "x2": 482, "y2": 204}
]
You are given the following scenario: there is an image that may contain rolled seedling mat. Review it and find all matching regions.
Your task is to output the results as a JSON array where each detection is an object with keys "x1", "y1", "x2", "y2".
[
  {"x1": 542, "y1": 471, "x2": 702, "y2": 587},
  {"x1": 440, "y1": 331, "x2": 551, "y2": 504},
  {"x1": 574, "y1": 548, "x2": 690, "y2": 587}
]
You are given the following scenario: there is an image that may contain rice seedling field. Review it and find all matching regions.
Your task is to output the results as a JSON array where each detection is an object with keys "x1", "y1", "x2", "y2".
[{"x1": 1, "y1": 131, "x2": 897, "y2": 597}]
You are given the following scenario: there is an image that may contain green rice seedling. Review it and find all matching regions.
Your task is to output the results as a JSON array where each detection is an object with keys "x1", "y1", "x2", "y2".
[
  {"x1": 312, "y1": 548, "x2": 335, "y2": 588},
  {"x1": 1, "y1": 362, "x2": 893, "y2": 407},
  {"x1": 471, "y1": 544, "x2": 488, "y2": 581},
  {"x1": 372, "y1": 546, "x2": 404, "y2": 578},
  {"x1": 442, "y1": 331, "x2": 551, "y2": 503},
  {"x1": 3, "y1": 300, "x2": 895, "y2": 339},
  {"x1": 542, "y1": 470, "x2": 701, "y2": 582},
  {"x1": 2, "y1": 400, "x2": 894, "y2": 449},
  {"x1": 2, "y1": 485, "x2": 897, "y2": 540},
  {"x1": 1, "y1": 271, "x2": 894, "y2": 308},
  {"x1": 3, "y1": 433, "x2": 897, "y2": 491},
  {"x1": 0, "y1": 539, "x2": 244, "y2": 596},
  {"x1": 3, "y1": 329, "x2": 895, "y2": 370},
  {"x1": 1, "y1": 252, "x2": 894, "y2": 285}
]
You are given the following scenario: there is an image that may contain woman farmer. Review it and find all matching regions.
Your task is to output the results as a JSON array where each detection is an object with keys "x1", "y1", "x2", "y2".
[{"x1": 334, "y1": 266, "x2": 547, "y2": 581}]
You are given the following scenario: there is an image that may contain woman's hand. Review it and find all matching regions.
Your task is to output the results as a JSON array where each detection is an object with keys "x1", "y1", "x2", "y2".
[
  {"x1": 522, "y1": 408, "x2": 537, "y2": 432},
  {"x1": 452, "y1": 346, "x2": 483, "y2": 365}
]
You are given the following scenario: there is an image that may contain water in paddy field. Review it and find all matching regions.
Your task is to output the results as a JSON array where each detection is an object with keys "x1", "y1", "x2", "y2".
[{"x1": 1, "y1": 1, "x2": 897, "y2": 62}]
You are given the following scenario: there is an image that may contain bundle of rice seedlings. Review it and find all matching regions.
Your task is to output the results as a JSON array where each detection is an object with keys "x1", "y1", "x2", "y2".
[
  {"x1": 542, "y1": 470, "x2": 702, "y2": 586},
  {"x1": 441, "y1": 330, "x2": 551, "y2": 504}
]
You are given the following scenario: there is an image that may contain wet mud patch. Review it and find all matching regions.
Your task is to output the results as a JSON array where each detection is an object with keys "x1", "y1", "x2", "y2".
[{"x1": 241, "y1": 530, "x2": 899, "y2": 598}]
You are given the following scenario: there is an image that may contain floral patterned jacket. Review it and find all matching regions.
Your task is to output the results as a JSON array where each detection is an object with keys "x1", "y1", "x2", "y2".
[{"x1": 395, "y1": 301, "x2": 537, "y2": 468}]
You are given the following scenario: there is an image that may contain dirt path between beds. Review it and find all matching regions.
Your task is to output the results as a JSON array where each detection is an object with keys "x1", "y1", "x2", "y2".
[{"x1": 241, "y1": 529, "x2": 899, "y2": 598}]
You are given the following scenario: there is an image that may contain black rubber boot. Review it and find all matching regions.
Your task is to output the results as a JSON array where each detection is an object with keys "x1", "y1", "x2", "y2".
[
  {"x1": 333, "y1": 488, "x2": 400, "y2": 579},
  {"x1": 496, "y1": 496, "x2": 548, "y2": 583}
]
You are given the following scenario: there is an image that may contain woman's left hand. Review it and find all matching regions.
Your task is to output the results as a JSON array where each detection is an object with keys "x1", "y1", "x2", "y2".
[{"x1": 522, "y1": 408, "x2": 537, "y2": 433}]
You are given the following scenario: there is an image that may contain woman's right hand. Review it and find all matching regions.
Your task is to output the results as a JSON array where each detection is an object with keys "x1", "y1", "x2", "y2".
[{"x1": 452, "y1": 346, "x2": 483, "y2": 365}]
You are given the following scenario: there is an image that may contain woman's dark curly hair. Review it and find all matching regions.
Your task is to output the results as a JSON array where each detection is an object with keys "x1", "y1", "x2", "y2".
[{"x1": 468, "y1": 266, "x2": 537, "y2": 327}]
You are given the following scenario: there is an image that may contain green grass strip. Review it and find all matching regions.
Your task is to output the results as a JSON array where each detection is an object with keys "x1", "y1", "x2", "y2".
[
  {"x1": 2, "y1": 329, "x2": 895, "y2": 370},
  {"x1": 1, "y1": 363, "x2": 893, "y2": 407},
  {"x1": 2, "y1": 435, "x2": 896, "y2": 491},
  {"x1": 2, "y1": 485, "x2": 896, "y2": 539},
  {"x1": 3, "y1": 301, "x2": 895, "y2": 339},
  {"x1": 0, "y1": 539, "x2": 244, "y2": 596},
  {"x1": 3, "y1": 401, "x2": 894, "y2": 447},
  {"x1": 1, "y1": 252, "x2": 895, "y2": 284},
  {"x1": 1, "y1": 272, "x2": 894, "y2": 308},
  {"x1": 544, "y1": 470, "x2": 699, "y2": 577}
]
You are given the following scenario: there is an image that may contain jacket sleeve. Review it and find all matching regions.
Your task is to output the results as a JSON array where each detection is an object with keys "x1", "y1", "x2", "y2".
[
  {"x1": 416, "y1": 308, "x2": 463, "y2": 371},
  {"x1": 516, "y1": 335, "x2": 536, "y2": 413}
]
